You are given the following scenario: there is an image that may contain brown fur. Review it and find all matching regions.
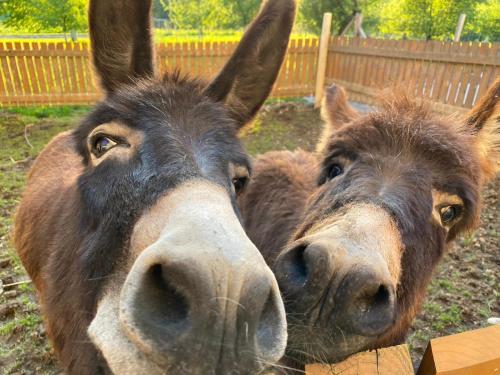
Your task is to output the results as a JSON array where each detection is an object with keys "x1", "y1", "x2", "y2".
[{"x1": 239, "y1": 82, "x2": 499, "y2": 369}]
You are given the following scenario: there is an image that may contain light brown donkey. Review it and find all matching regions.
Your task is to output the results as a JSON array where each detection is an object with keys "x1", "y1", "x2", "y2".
[
  {"x1": 13, "y1": 0, "x2": 297, "y2": 373},
  {"x1": 239, "y1": 80, "x2": 499, "y2": 370}
]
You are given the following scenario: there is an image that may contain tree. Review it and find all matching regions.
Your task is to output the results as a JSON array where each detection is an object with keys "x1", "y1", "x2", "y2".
[
  {"x1": 223, "y1": 0, "x2": 260, "y2": 28},
  {"x1": 1, "y1": 0, "x2": 87, "y2": 34},
  {"x1": 162, "y1": 0, "x2": 233, "y2": 36},
  {"x1": 298, "y1": 0, "x2": 361, "y2": 35},
  {"x1": 376, "y1": 0, "x2": 477, "y2": 40},
  {"x1": 467, "y1": 0, "x2": 500, "y2": 41}
]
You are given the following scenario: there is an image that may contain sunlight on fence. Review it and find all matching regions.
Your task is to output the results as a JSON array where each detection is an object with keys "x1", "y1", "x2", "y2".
[
  {"x1": 0, "y1": 37, "x2": 497, "y2": 112},
  {"x1": 326, "y1": 38, "x2": 499, "y2": 114},
  {"x1": 0, "y1": 38, "x2": 319, "y2": 106}
]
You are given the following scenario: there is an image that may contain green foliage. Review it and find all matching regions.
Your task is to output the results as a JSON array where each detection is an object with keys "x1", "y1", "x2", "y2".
[
  {"x1": 298, "y1": 0, "x2": 358, "y2": 34},
  {"x1": 161, "y1": 0, "x2": 234, "y2": 35},
  {"x1": 1, "y1": 0, "x2": 497, "y2": 41},
  {"x1": 223, "y1": 0, "x2": 260, "y2": 27},
  {"x1": 468, "y1": 0, "x2": 500, "y2": 41},
  {"x1": 1, "y1": 0, "x2": 87, "y2": 33},
  {"x1": 376, "y1": 0, "x2": 494, "y2": 41}
]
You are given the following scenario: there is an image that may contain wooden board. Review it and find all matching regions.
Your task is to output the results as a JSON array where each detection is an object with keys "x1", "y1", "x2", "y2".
[
  {"x1": 305, "y1": 344, "x2": 414, "y2": 375},
  {"x1": 416, "y1": 324, "x2": 500, "y2": 375}
]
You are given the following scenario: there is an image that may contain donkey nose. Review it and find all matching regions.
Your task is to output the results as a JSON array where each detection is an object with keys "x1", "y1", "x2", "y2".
[
  {"x1": 335, "y1": 269, "x2": 396, "y2": 336},
  {"x1": 275, "y1": 240, "x2": 396, "y2": 336},
  {"x1": 274, "y1": 242, "x2": 335, "y2": 305},
  {"x1": 119, "y1": 243, "x2": 286, "y2": 372}
]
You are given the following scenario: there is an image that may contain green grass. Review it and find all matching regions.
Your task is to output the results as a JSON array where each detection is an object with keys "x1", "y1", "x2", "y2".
[
  {"x1": 0, "y1": 30, "x2": 316, "y2": 44},
  {"x1": 0, "y1": 106, "x2": 88, "y2": 165},
  {"x1": 5, "y1": 105, "x2": 90, "y2": 119}
]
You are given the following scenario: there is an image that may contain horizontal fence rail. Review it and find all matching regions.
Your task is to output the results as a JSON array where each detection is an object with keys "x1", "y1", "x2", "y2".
[
  {"x1": 325, "y1": 37, "x2": 499, "y2": 114},
  {"x1": 0, "y1": 39, "x2": 319, "y2": 106}
]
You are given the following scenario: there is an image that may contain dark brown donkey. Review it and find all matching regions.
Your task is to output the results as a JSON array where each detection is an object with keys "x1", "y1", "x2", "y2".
[
  {"x1": 239, "y1": 80, "x2": 499, "y2": 369},
  {"x1": 13, "y1": 0, "x2": 296, "y2": 373}
]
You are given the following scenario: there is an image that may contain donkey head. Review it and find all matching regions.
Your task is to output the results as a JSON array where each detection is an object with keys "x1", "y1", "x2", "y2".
[
  {"x1": 18, "y1": 0, "x2": 296, "y2": 373},
  {"x1": 274, "y1": 81, "x2": 499, "y2": 364}
]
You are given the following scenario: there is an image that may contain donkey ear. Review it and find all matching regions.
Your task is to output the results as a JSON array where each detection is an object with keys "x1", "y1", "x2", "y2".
[
  {"x1": 463, "y1": 78, "x2": 500, "y2": 179},
  {"x1": 321, "y1": 84, "x2": 359, "y2": 129},
  {"x1": 316, "y1": 85, "x2": 359, "y2": 154},
  {"x1": 89, "y1": 0, "x2": 155, "y2": 94},
  {"x1": 204, "y1": 0, "x2": 296, "y2": 127}
]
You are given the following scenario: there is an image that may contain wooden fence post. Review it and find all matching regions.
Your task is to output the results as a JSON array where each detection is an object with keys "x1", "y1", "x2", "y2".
[
  {"x1": 454, "y1": 13, "x2": 466, "y2": 42},
  {"x1": 315, "y1": 12, "x2": 332, "y2": 108}
]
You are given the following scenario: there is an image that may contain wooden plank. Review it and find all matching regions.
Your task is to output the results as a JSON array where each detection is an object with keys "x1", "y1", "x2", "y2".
[
  {"x1": 454, "y1": 42, "x2": 473, "y2": 107},
  {"x1": 382, "y1": 40, "x2": 396, "y2": 86},
  {"x1": 156, "y1": 42, "x2": 167, "y2": 75},
  {"x1": 293, "y1": 39, "x2": 303, "y2": 91},
  {"x1": 201, "y1": 40, "x2": 211, "y2": 80},
  {"x1": 474, "y1": 43, "x2": 495, "y2": 104},
  {"x1": 0, "y1": 42, "x2": 13, "y2": 104},
  {"x1": 302, "y1": 38, "x2": 312, "y2": 91},
  {"x1": 315, "y1": 12, "x2": 332, "y2": 107},
  {"x1": 56, "y1": 42, "x2": 71, "y2": 93},
  {"x1": 328, "y1": 42, "x2": 498, "y2": 66},
  {"x1": 416, "y1": 325, "x2": 500, "y2": 375},
  {"x1": 82, "y1": 42, "x2": 99, "y2": 94},
  {"x1": 24, "y1": 42, "x2": 40, "y2": 95},
  {"x1": 307, "y1": 38, "x2": 318, "y2": 93},
  {"x1": 305, "y1": 344, "x2": 413, "y2": 375},
  {"x1": 14, "y1": 42, "x2": 32, "y2": 97},
  {"x1": 73, "y1": 42, "x2": 87, "y2": 94},
  {"x1": 66, "y1": 43, "x2": 80, "y2": 93},
  {"x1": 33, "y1": 42, "x2": 48, "y2": 97},
  {"x1": 5, "y1": 42, "x2": 23, "y2": 98},
  {"x1": 173, "y1": 41, "x2": 181, "y2": 73}
]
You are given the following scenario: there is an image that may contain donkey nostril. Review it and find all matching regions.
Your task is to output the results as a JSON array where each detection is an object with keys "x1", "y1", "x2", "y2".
[
  {"x1": 372, "y1": 284, "x2": 390, "y2": 307},
  {"x1": 146, "y1": 264, "x2": 190, "y2": 325},
  {"x1": 357, "y1": 283, "x2": 393, "y2": 313},
  {"x1": 280, "y1": 244, "x2": 308, "y2": 287}
]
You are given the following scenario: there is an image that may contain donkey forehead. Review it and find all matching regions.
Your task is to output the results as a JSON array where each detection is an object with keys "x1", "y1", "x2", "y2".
[
  {"x1": 99, "y1": 78, "x2": 236, "y2": 131},
  {"x1": 335, "y1": 114, "x2": 478, "y2": 173}
]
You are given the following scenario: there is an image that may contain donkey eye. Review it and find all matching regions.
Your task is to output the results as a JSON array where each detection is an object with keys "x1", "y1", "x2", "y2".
[
  {"x1": 232, "y1": 176, "x2": 248, "y2": 195},
  {"x1": 93, "y1": 136, "x2": 117, "y2": 157},
  {"x1": 440, "y1": 205, "x2": 460, "y2": 224},
  {"x1": 327, "y1": 164, "x2": 343, "y2": 180}
]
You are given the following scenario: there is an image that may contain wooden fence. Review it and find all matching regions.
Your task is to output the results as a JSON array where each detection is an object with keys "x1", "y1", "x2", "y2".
[
  {"x1": 325, "y1": 37, "x2": 499, "y2": 114},
  {"x1": 0, "y1": 39, "x2": 318, "y2": 106},
  {"x1": 0, "y1": 37, "x2": 498, "y2": 113}
]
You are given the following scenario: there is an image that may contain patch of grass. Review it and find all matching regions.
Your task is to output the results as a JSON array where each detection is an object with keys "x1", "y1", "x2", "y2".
[
  {"x1": 432, "y1": 305, "x2": 463, "y2": 331},
  {"x1": 5, "y1": 105, "x2": 90, "y2": 120},
  {"x1": 437, "y1": 279, "x2": 456, "y2": 292},
  {"x1": 17, "y1": 314, "x2": 41, "y2": 329},
  {"x1": 459, "y1": 231, "x2": 476, "y2": 246},
  {"x1": 0, "y1": 320, "x2": 18, "y2": 336},
  {"x1": 240, "y1": 106, "x2": 322, "y2": 156},
  {"x1": 489, "y1": 229, "x2": 500, "y2": 237},
  {"x1": 422, "y1": 301, "x2": 442, "y2": 315},
  {"x1": 0, "y1": 107, "x2": 87, "y2": 165}
]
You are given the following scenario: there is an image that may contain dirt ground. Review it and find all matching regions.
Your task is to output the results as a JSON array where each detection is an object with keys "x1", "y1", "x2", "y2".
[{"x1": 0, "y1": 102, "x2": 498, "y2": 374}]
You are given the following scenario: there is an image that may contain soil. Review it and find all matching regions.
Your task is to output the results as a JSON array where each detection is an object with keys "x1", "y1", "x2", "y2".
[{"x1": 0, "y1": 102, "x2": 498, "y2": 374}]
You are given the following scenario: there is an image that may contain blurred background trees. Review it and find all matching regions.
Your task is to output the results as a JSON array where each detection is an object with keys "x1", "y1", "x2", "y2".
[
  {"x1": 0, "y1": 0, "x2": 498, "y2": 41},
  {"x1": 1, "y1": 0, "x2": 87, "y2": 34}
]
